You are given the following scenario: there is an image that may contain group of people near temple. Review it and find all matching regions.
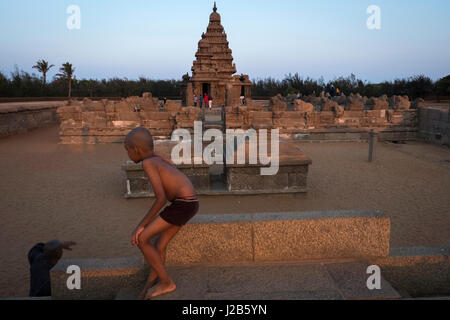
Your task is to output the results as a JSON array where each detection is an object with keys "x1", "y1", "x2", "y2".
[{"x1": 193, "y1": 94, "x2": 213, "y2": 109}]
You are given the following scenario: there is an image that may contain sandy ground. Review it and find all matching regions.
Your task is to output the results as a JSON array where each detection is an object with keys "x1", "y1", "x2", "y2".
[{"x1": 0, "y1": 124, "x2": 449, "y2": 297}]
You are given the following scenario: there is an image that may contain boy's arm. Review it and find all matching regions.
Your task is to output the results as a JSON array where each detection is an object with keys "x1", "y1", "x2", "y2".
[{"x1": 132, "y1": 160, "x2": 167, "y2": 245}]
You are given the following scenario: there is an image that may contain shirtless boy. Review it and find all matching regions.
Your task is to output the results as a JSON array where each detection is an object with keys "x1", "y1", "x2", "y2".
[{"x1": 124, "y1": 127, "x2": 199, "y2": 300}]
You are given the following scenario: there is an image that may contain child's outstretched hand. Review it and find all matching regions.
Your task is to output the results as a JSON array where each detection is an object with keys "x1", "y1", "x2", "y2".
[{"x1": 131, "y1": 226, "x2": 145, "y2": 247}]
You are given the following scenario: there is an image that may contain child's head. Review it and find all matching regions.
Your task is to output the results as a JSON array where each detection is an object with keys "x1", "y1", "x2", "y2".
[{"x1": 124, "y1": 127, "x2": 154, "y2": 163}]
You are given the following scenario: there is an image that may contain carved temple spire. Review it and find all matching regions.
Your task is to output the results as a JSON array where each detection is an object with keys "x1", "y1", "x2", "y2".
[{"x1": 213, "y1": 2, "x2": 217, "y2": 12}]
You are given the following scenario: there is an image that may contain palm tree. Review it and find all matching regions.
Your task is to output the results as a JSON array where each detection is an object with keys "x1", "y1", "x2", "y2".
[
  {"x1": 32, "y1": 59, "x2": 54, "y2": 85},
  {"x1": 56, "y1": 62, "x2": 75, "y2": 99}
]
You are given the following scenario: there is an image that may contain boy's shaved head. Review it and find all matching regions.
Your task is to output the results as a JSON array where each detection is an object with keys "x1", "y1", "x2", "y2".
[{"x1": 125, "y1": 127, "x2": 154, "y2": 152}]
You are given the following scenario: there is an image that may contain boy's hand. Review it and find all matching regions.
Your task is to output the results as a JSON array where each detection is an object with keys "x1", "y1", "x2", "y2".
[{"x1": 131, "y1": 226, "x2": 145, "y2": 247}]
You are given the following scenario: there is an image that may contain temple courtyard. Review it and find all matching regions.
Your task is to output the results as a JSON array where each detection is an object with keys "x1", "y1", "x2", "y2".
[{"x1": 0, "y1": 123, "x2": 449, "y2": 297}]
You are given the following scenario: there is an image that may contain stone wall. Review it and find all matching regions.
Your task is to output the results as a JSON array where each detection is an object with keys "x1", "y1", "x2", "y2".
[
  {"x1": 418, "y1": 106, "x2": 450, "y2": 147},
  {"x1": 226, "y1": 107, "x2": 418, "y2": 134},
  {"x1": 57, "y1": 93, "x2": 426, "y2": 144},
  {"x1": 224, "y1": 94, "x2": 420, "y2": 141},
  {"x1": 0, "y1": 102, "x2": 62, "y2": 138},
  {"x1": 57, "y1": 93, "x2": 201, "y2": 144}
]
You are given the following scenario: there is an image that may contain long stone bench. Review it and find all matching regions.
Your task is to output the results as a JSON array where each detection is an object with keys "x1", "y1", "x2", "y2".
[
  {"x1": 165, "y1": 210, "x2": 390, "y2": 265},
  {"x1": 50, "y1": 209, "x2": 390, "y2": 299}
]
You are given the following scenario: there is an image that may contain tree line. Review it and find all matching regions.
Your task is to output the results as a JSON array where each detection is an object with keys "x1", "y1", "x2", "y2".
[
  {"x1": 1, "y1": 60, "x2": 449, "y2": 100},
  {"x1": 252, "y1": 73, "x2": 450, "y2": 100}
]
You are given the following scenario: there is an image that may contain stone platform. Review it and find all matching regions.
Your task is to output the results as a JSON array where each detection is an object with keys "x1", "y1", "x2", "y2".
[
  {"x1": 226, "y1": 140, "x2": 312, "y2": 193},
  {"x1": 122, "y1": 139, "x2": 312, "y2": 198}
]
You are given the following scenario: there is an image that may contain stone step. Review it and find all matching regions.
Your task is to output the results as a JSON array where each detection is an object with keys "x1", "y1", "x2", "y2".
[
  {"x1": 115, "y1": 261, "x2": 401, "y2": 300},
  {"x1": 51, "y1": 256, "x2": 146, "y2": 300}
]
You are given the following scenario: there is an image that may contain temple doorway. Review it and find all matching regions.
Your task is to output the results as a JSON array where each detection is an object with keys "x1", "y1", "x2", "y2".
[{"x1": 202, "y1": 83, "x2": 211, "y2": 96}]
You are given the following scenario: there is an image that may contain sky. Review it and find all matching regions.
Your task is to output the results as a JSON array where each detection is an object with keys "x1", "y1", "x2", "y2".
[{"x1": 0, "y1": 0, "x2": 449, "y2": 83}]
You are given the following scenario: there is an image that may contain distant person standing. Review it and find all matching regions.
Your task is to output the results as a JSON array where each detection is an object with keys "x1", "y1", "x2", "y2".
[
  {"x1": 163, "y1": 97, "x2": 168, "y2": 105},
  {"x1": 28, "y1": 240, "x2": 76, "y2": 297},
  {"x1": 199, "y1": 94, "x2": 203, "y2": 109},
  {"x1": 194, "y1": 95, "x2": 198, "y2": 107},
  {"x1": 208, "y1": 95, "x2": 213, "y2": 109},
  {"x1": 204, "y1": 94, "x2": 209, "y2": 109},
  {"x1": 329, "y1": 85, "x2": 336, "y2": 98}
]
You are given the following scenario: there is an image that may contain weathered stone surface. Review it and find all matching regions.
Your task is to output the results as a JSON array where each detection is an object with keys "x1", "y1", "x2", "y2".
[
  {"x1": 56, "y1": 91, "x2": 424, "y2": 144},
  {"x1": 411, "y1": 98, "x2": 425, "y2": 109},
  {"x1": 252, "y1": 210, "x2": 390, "y2": 262},
  {"x1": 51, "y1": 257, "x2": 145, "y2": 300},
  {"x1": 366, "y1": 97, "x2": 389, "y2": 110},
  {"x1": 325, "y1": 262, "x2": 400, "y2": 299},
  {"x1": 333, "y1": 94, "x2": 347, "y2": 105},
  {"x1": 371, "y1": 246, "x2": 450, "y2": 297},
  {"x1": 334, "y1": 105, "x2": 345, "y2": 118},
  {"x1": 418, "y1": 106, "x2": 450, "y2": 146},
  {"x1": 248, "y1": 111, "x2": 273, "y2": 128},
  {"x1": 116, "y1": 112, "x2": 140, "y2": 121},
  {"x1": 389, "y1": 95, "x2": 411, "y2": 110},
  {"x1": 166, "y1": 220, "x2": 254, "y2": 265},
  {"x1": 164, "y1": 210, "x2": 390, "y2": 265},
  {"x1": 140, "y1": 111, "x2": 171, "y2": 121},
  {"x1": 293, "y1": 99, "x2": 314, "y2": 113},
  {"x1": 165, "y1": 100, "x2": 182, "y2": 112},
  {"x1": 1, "y1": 102, "x2": 61, "y2": 138},
  {"x1": 269, "y1": 94, "x2": 287, "y2": 112},
  {"x1": 319, "y1": 97, "x2": 339, "y2": 112},
  {"x1": 114, "y1": 101, "x2": 133, "y2": 113},
  {"x1": 345, "y1": 96, "x2": 365, "y2": 111}
]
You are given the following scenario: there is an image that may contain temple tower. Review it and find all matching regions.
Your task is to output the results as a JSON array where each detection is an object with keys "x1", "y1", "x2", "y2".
[{"x1": 182, "y1": 2, "x2": 252, "y2": 107}]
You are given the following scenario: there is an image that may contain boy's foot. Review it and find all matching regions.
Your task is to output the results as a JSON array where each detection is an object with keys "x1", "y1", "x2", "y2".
[
  {"x1": 145, "y1": 280, "x2": 176, "y2": 300},
  {"x1": 137, "y1": 271, "x2": 160, "y2": 300}
]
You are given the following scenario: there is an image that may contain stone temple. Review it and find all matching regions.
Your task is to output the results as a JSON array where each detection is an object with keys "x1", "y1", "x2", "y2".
[{"x1": 181, "y1": 2, "x2": 253, "y2": 107}]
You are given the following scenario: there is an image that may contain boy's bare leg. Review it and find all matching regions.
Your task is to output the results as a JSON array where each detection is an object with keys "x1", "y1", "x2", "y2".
[
  {"x1": 137, "y1": 216, "x2": 178, "y2": 299},
  {"x1": 138, "y1": 225, "x2": 181, "y2": 299}
]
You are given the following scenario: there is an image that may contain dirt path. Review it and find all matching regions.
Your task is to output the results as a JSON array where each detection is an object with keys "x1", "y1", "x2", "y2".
[{"x1": 0, "y1": 125, "x2": 449, "y2": 297}]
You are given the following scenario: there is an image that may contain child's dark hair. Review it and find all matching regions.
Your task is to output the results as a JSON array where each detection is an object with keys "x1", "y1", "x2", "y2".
[{"x1": 124, "y1": 127, "x2": 154, "y2": 152}]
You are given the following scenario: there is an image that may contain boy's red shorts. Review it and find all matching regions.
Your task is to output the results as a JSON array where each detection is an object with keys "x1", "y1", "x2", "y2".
[{"x1": 159, "y1": 198, "x2": 199, "y2": 227}]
